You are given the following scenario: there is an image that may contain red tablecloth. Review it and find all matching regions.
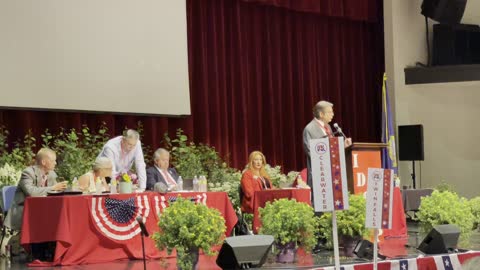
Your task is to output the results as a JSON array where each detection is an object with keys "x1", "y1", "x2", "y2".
[
  {"x1": 381, "y1": 187, "x2": 408, "y2": 239},
  {"x1": 21, "y1": 191, "x2": 237, "y2": 266},
  {"x1": 252, "y1": 188, "x2": 311, "y2": 233}
]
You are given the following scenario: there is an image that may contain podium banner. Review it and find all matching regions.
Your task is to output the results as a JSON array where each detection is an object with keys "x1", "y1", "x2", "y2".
[
  {"x1": 365, "y1": 168, "x2": 394, "y2": 229},
  {"x1": 310, "y1": 137, "x2": 349, "y2": 212}
]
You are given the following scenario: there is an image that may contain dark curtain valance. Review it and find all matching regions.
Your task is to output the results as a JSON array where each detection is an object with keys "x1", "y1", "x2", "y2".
[{"x1": 241, "y1": 0, "x2": 381, "y2": 22}]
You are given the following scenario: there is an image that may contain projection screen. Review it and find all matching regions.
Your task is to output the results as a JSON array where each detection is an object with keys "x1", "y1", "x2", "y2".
[{"x1": 0, "y1": 0, "x2": 191, "y2": 116}]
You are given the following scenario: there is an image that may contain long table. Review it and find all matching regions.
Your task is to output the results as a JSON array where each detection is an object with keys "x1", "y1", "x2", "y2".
[
  {"x1": 21, "y1": 191, "x2": 237, "y2": 266},
  {"x1": 401, "y1": 188, "x2": 434, "y2": 212}
]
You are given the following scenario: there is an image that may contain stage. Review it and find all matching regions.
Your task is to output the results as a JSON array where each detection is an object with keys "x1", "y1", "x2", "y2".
[{"x1": 4, "y1": 221, "x2": 480, "y2": 269}]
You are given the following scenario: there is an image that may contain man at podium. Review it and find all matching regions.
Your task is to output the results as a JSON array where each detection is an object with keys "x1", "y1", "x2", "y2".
[{"x1": 302, "y1": 100, "x2": 352, "y2": 188}]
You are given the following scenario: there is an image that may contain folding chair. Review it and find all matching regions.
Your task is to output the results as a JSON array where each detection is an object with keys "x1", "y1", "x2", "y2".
[{"x1": 1, "y1": 185, "x2": 17, "y2": 248}]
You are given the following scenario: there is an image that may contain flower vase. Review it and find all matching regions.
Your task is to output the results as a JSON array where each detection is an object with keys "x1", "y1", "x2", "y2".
[
  {"x1": 118, "y1": 182, "x2": 132, "y2": 194},
  {"x1": 276, "y1": 242, "x2": 297, "y2": 263},
  {"x1": 177, "y1": 247, "x2": 199, "y2": 270}
]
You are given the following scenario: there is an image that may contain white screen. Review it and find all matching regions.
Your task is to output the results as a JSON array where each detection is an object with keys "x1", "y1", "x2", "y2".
[{"x1": 0, "y1": 0, "x2": 190, "y2": 116}]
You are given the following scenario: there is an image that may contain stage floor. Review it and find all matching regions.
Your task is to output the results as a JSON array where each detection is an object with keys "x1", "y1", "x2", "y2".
[{"x1": 3, "y1": 221, "x2": 480, "y2": 269}]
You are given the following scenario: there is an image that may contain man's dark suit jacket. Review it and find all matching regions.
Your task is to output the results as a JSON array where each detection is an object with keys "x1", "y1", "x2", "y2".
[{"x1": 146, "y1": 166, "x2": 179, "y2": 191}]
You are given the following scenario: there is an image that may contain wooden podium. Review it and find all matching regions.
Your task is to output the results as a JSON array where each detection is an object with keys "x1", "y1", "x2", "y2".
[{"x1": 345, "y1": 142, "x2": 387, "y2": 194}]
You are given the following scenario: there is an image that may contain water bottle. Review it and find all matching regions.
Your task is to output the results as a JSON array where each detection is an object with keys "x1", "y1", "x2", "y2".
[
  {"x1": 193, "y1": 175, "x2": 199, "y2": 192},
  {"x1": 71, "y1": 177, "x2": 79, "y2": 191},
  {"x1": 296, "y1": 175, "x2": 304, "y2": 188},
  {"x1": 95, "y1": 177, "x2": 103, "y2": 195},
  {"x1": 5, "y1": 244, "x2": 11, "y2": 266},
  {"x1": 204, "y1": 176, "x2": 208, "y2": 192},
  {"x1": 201, "y1": 175, "x2": 208, "y2": 192},
  {"x1": 198, "y1": 176, "x2": 204, "y2": 192},
  {"x1": 177, "y1": 176, "x2": 183, "y2": 191},
  {"x1": 110, "y1": 178, "x2": 117, "y2": 194}
]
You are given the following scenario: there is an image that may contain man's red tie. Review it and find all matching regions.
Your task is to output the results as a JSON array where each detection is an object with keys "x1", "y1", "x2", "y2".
[
  {"x1": 325, "y1": 125, "x2": 333, "y2": 138},
  {"x1": 163, "y1": 171, "x2": 176, "y2": 185}
]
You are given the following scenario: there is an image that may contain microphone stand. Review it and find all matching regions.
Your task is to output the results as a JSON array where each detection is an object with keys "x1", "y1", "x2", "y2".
[
  {"x1": 141, "y1": 229, "x2": 147, "y2": 270},
  {"x1": 411, "y1": 160, "x2": 416, "y2": 189},
  {"x1": 137, "y1": 216, "x2": 149, "y2": 270}
]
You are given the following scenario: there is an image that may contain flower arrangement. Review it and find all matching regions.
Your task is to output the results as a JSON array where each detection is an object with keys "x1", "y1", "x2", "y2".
[
  {"x1": 152, "y1": 197, "x2": 226, "y2": 270},
  {"x1": 116, "y1": 171, "x2": 138, "y2": 184},
  {"x1": 0, "y1": 163, "x2": 22, "y2": 188},
  {"x1": 259, "y1": 198, "x2": 319, "y2": 252},
  {"x1": 416, "y1": 190, "x2": 474, "y2": 243},
  {"x1": 208, "y1": 169, "x2": 242, "y2": 209},
  {"x1": 318, "y1": 194, "x2": 369, "y2": 249},
  {"x1": 468, "y1": 197, "x2": 480, "y2": 230}
]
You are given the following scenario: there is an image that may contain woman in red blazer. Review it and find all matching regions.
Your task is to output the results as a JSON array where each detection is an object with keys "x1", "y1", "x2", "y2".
[{"x1": 240, "y1": 151, "x2": 273, "y2": 213}]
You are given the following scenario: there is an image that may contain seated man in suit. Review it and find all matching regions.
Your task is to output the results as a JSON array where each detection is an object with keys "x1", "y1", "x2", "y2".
[
  {"x1": 5, "y1": 148, "x2": 67, "y2": 231},
  {"x1": 146, "y1": 148, "x2": 179, "y2": 192}
]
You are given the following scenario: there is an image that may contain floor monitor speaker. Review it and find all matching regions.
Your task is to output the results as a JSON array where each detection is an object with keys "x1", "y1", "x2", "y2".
[
  {"x1": 418, "y1": 224, "x2": 460, "y2": 254},
  {"x1": 216, "y1": 235, "x2": 274, "y2": 270}
]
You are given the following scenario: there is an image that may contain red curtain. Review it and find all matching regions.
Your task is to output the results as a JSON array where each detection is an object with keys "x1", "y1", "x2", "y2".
[{"x1": 0, "y1": 0, "x2": 384, "y2": 172}]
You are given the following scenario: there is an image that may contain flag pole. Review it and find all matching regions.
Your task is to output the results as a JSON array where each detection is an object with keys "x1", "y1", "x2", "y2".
[{"x1": 332, "y1": 210, "x2": 341, "y2": 270}]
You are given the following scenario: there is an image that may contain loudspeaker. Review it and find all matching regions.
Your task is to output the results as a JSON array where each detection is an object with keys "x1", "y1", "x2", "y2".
[
  {"x1": 398, "y1": 125, "x2": 424, "y2": 161},
  {"x1": 432, "y1": 23, "x2": 480, "y2": 65},
  {"x1": 216, "y1": 235, "x2": 274, "y2": 270},
  {"x1": 418, "y1": 224, "x2": 460, "y2": 254},
  {"x1": 353, "y1": 240, "x2": 386, "y2": 261},
  {"x1": 421, "y1": 0, "x2": 467, "y2": 24},
  {"x1": 354, "y1": 240, "x2": 374, "y2": 260}
]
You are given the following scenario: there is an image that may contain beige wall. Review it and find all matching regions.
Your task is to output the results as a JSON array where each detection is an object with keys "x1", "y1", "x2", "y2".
[{"x1": 384, "y1": 0, "x2": 480, "y2": 198}]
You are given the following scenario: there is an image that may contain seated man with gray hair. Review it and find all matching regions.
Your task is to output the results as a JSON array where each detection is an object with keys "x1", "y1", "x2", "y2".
[
  {"x1": 146, "y1": 148, "x2": 179, "y2": 192},
  {"x1": 303, "y1": 100, "x2": 353, "y2": 188},
  {"x1": 97, "y1": 129, "x2": 147, "y2": 190},
  {"x1": 5, "y1": 148, "x2": 67, "y2": 231}
]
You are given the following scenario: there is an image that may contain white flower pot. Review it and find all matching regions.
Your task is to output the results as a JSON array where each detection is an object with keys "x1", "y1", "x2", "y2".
[{"x1": 118, "y1": 182, "x2": 132, "y2": 194}]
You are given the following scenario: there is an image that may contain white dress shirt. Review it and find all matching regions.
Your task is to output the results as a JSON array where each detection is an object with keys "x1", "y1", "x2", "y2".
[
  {"x1": 97, "y1": 136, "x2": 147, "y2": 189},
  {"x1": 155, "y1": 166, "x2": 177, "y2": 190}
]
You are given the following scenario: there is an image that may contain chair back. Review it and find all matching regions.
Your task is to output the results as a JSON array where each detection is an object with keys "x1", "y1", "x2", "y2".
[
  {"x1": 2, "y1": 185, "x2": 17, "y2": 214},
  {"x1": 238, "y1": 185, "x2": 244, "y2": 203}
]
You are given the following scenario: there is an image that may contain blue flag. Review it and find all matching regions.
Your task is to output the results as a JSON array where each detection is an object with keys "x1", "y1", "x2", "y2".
[{"x1": 381, "y1": 73, "x2": 398, "y2": 174}]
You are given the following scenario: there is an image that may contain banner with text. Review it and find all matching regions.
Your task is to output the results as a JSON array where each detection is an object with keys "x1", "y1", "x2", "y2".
[
  {"x1": 310, "y1": 137, "x2": 349, "y2": 212},
  {"x1": 365, "y1": 168, "x2": 394, "y2": 229}
]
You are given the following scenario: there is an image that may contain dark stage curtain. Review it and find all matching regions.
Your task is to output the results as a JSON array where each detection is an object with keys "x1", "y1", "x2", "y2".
[
  {"x1": 0, "y1": 0, "x2": 384, "y2": 172},
  {"x1": 241, "y1": 0, "x2": 380, "y2": 22}
]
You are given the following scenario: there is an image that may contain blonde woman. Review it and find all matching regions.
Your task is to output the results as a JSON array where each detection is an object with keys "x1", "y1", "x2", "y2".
[
  {"x1": 78, "y1": 157, "x2": 112, "y2": 193},
  {"x1": 240, "y1": 151, "x2": 273, "y2": 213}
]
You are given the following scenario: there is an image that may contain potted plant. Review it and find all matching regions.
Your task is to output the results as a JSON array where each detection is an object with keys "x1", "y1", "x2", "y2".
[
  {"x1": 416, "y1": 190, "x2": 474, "y2": 243},
  {"x1": 152, "y1": 197, "x2": 226, "y2": 270},
  {"x1": 468, "y1": 196, "x2": 480, "y2": 231},
  {"x1": 258, "y1": 198, "x2": 318, "y2": 263},
  {"x1": 318, "y1": 194, "x2": 369, "y2": 256}
]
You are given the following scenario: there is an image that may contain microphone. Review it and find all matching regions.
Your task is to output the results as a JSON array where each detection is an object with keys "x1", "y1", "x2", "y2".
[
  {"x1": 333, "y1": 123, "x2": 347, "y2": 138},
  {"x1": 136, "y1": 216, "x2": 149, "y2": 237}
]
